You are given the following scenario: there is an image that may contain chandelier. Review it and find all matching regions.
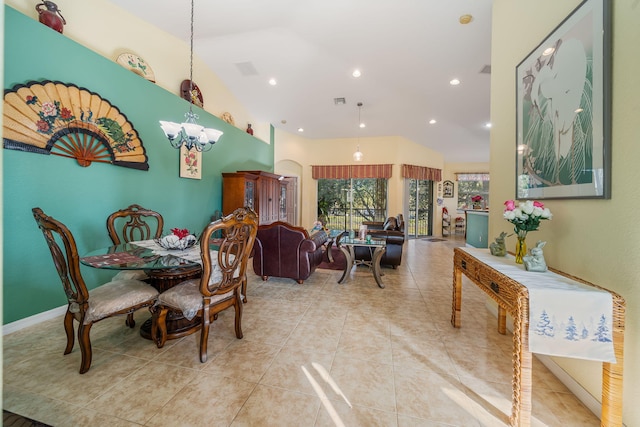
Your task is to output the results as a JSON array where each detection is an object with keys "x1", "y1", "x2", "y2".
[
  {"x1": 353, "y1": 102, "x2": 364, "y2": 162},
  {"x1": 159, "y1": 0, "x2": 223, "y2": 152}
]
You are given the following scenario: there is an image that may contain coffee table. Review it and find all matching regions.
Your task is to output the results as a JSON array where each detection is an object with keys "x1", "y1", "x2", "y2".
[{"x1": 338, "y1": 237, "x2": 386, "y2": 288}]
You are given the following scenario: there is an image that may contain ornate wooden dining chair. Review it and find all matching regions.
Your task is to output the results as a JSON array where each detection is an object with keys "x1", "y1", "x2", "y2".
[
  {"x1": 106, "y1": 204, "x2": 164, "y2": 281},
  {"x1": 106, "y1": 204, "x2": 164, "y2": 245},
  {"x1": 32, "y1": 207, "x2": 159, "y2": 374},
  {"x1": 151, "y1": 207, "x2": 258, "y2": 362}
]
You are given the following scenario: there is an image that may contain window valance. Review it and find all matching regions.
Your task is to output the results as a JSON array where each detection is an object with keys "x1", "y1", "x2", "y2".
[
  {"x1": 401, "y1": 164, "x2": 442, "y2": 181},
  {"x1": 312, "y1": 164, "x2": 393, "y2": 179},
  {"x1": 456, "y1": 173, "x2": 490, "y2": 181}
]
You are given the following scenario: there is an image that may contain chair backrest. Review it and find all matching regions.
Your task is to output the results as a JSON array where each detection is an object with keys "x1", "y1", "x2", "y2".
[
  {"x1": 198, "y1": 207, "x2": 258, "y2": 297},
  {"x1": 106, "y1": 204, "x2": 164, "y2": 245},
  {"x1": 32, "y1": 207, "x2": 90, "y2": 306}
]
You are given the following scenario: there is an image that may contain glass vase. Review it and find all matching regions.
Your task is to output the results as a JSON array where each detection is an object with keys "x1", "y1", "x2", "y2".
[{"x1": 515, "y1": 236, "x2": 527, "y2": 264}]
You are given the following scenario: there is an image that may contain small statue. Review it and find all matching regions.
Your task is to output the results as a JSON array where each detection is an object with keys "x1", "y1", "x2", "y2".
[
  {"x1": 523, "y1": 241, "x2": 547, "y2": 272},
  {"x1": 246, "y1": 123, "x2": 254, "y2": 135},
  {"x1": 489, "y1": 232, "x2": 508, "y2": 256}
]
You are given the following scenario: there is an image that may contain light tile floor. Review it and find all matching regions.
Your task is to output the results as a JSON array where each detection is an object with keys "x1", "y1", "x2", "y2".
[{"x1": 2, "y1": 237, "x2": 600, "y2": 426}]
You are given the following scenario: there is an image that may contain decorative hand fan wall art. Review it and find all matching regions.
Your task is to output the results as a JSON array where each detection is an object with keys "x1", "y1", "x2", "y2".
[{"x1": 3, "y1": 80, "x2": 149, "y2": 170}]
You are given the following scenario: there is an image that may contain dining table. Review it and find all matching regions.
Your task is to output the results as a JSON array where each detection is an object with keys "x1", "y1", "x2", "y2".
[{"x1": 81, "y1": 239, "x2": 217, "y2": 340}]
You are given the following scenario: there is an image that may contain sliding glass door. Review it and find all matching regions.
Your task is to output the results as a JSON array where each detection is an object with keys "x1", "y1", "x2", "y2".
[
  {"x1": 317, "y1": 178, "x2": 387, "y2": 230},
  {"x1": 406, "y1": 179, "x2": 432, "y2": 238}
]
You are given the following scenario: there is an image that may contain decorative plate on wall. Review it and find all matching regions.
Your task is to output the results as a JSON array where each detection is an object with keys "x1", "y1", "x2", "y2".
[
  {"x1": 180, "y1": 80, "x2": 204, "y2": 108},
  {"x1": 116, "y1": 52, "x2": 156, "y2": 83}
]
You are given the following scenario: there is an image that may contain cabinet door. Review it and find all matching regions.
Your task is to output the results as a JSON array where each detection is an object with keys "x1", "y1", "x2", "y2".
[
  {"x1": 244, "y1": 181, "x2": 255, "y2": 211},
  {"x1": 279, "y1": 183, "x2": 287, "y2": 221}
]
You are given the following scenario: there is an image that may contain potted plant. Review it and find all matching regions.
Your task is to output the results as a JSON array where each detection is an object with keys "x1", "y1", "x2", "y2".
[{"x1": 471, "y1": 195, "x2": 483, "y2": 209}]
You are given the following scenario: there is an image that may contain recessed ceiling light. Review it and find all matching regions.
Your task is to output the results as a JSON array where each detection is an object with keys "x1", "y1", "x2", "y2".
[
  {"x1": 429, "y1": 119, "x2": 437, "y2": 125},
  {"x1": 542, "y1": 47, "x2": 555, "y2": 56},
  {"x1": 459, "y1": 14, "x2": 473, "y2": 24},
  {"x1": 359, "y1": 123, "x2": 365, "y2": 128},
  {"x1": 485, "y1": 122, "x2": 492, "y2": 128},
  {"x1": 352, "y1": 69, "x2": 361, "y2": 78},
  {"x1": 268, "y1": 78, "x2": 277, "y2": 86},
  {"x1": 298, "y1": 128, "x2": 304, "y2": 132},
  {"x1": 450, "y1": 78, "x2": 460, "y2": 86}
]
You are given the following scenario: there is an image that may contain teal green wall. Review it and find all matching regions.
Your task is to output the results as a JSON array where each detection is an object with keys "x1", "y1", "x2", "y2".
[{"x1": 2, "y1": 7, "x2": 274, "y2": 324}]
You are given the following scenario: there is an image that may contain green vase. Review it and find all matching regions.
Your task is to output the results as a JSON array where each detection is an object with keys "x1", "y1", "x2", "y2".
[{"x1": 515, "y1": 236, "x2": 527, "y2": 264}]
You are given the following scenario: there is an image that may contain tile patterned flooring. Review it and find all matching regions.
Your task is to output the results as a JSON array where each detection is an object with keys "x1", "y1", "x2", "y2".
[{"x1": 2, "y1": 237, "x2": 600, "y2": 426}]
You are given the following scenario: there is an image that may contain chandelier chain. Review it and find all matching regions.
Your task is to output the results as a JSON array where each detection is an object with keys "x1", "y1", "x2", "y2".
[{"x1": 188, "y1": 0, "x2": 195, "y2": 112}]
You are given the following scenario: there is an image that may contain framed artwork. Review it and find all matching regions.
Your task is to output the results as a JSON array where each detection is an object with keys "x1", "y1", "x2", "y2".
[
  {"x1": 516, "y1": 0, "x2": 611, "y2": 199},
  {"x1": 180, "y1": 146, "x2": 201, "y2": 179},
  {"x1": 443, "y1": 180, "x2": 454, "y2": 198}
]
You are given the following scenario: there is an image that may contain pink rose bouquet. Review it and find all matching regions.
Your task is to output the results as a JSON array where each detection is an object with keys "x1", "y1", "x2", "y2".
[{"x1": 503, "y1": 200, "x2": 552, "y2": 238}]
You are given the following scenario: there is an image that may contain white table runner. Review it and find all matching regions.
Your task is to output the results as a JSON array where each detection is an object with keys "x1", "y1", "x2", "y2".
[{"x1": 462, "y1": 248, "x2": 615, "y2": 363}]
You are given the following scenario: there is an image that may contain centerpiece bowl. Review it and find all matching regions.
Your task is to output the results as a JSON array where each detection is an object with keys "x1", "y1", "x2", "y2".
[{"x1": 155, "y1": 233, "x2": 197, "y2": 250}]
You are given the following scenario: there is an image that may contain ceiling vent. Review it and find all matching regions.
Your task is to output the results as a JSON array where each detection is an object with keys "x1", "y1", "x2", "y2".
[
  {"x1": 235, "y1": 61, "x2": 259, "y2": 76},
  {"x1": 480, "y1": 65, "x2": 492, "y2": 74},
  {"x1": 334, "y1": 97, "x2": 346, "y2": 105}
]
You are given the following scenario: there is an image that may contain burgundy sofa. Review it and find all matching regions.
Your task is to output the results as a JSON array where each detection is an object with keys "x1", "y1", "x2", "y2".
[{"x1": 252, "y1": 222, "x2": 328, "y2": 284}]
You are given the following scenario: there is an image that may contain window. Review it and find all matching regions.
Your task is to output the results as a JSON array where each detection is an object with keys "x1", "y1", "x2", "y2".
[
  {"x1": 456, "y1": 173, "x2": 490, "y2": 210},
  {"x1": 317, "y1": 178, "x2": 387, "y2": 230}
]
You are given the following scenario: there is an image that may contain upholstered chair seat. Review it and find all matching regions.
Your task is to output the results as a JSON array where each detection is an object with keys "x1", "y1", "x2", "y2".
[{"x1": 79, "y1": 279, "x2": 159, "y2": 324}]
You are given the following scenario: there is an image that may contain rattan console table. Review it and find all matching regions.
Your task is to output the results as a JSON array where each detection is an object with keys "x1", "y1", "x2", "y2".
[{"x1": 451, "y1": 247, "x2": 625, "y2": 427}]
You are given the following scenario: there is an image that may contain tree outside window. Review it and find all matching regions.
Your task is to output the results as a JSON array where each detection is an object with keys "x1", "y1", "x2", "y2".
[{"x1": 317, "y1": 178, "x2": 387, "y2": 229}]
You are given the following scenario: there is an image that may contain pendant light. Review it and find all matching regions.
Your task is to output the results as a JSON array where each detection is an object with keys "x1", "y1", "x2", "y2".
[
  {"x1": 158, "y1": 0, "x2": 223, "y2": 152},
  {"x1": 353, "y1": 102, "x2": 364, "y2": 162}
]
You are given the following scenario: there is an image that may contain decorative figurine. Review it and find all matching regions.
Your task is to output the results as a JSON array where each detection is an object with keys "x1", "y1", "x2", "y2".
[
  {"x1": 246, "y1": 123, "x2": 254, "y2": 135},
  {"x1": 489, "y1": 232, "x2": 508, "y2": 256},
  {"x1": 523, "y1": 241, "x2": 547, "y2": 272},
  {"x1": 35, "y1": 1, "x2": 66, "y2": 33}
]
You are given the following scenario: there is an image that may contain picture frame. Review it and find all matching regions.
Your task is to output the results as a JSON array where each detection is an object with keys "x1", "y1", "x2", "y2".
[
  {"x1": 179, "y1": 145, "x2": 202, "y2": 179},
  {"x1": 443, "y1": 180, "x2": 454, "y2": 198},
  {"x1": 515, "y1": 0, "x2": 611, "y2": 199}
]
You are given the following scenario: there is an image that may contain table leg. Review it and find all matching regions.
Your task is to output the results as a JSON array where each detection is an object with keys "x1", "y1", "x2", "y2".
[
  {"x1": 498, "y1": 306, "x2": 507, "y2": 334},
  {"x1": 338, "y1": 245, "x2": 353, "y2": 284},
  {"x1": 509, "y1": 296, "x2": 532, "y2": 427},
  {"x1": 601, "y1": 327, "x2": 625, "y2": 426},
  {"x1": 451, "y1": 265, "x2": 462, "y2": 328},
  {"x1": 372, "y1": 246, "x2": 386, "y2": 288},
  {"x1": 326, "y1": 239, "x2": 335, "y2": 263},
  {"x1": 139, "y1": 265, "x2": 202, "y2": 341}
]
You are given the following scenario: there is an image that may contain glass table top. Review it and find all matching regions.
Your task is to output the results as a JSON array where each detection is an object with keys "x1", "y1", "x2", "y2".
[
  {"x1": 339, "y1": 237, "x2": 386, "y2": 247},
  {"x1": 80, "y1": 240, "x2": 219, "y2": 270}
]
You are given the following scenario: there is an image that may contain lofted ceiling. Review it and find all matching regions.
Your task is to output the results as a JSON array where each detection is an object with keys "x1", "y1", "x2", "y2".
[{"x1": 109, "y1": 0, "x2": 493, "y2": 163}]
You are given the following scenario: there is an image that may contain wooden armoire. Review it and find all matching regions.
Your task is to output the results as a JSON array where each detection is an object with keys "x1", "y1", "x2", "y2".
[{"x1": 222, "y1": 170, "x2": 290, "y2": 225}]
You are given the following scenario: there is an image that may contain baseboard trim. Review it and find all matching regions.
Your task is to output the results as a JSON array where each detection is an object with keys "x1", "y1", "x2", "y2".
[
  {"x1": 2, "y1": 305, "x2": 66, "y2": 335},
  {"x1": 484, "y1": 301, "x2": 602, "y2": 419}
]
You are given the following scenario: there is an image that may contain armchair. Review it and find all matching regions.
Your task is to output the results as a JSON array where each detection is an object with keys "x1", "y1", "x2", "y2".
[
  {"x1": 356, "y1": 215, "x2": 405, "y2": 268},
  {"x1": 252, "y1": 221, "x2": 328, "y2": 284}
]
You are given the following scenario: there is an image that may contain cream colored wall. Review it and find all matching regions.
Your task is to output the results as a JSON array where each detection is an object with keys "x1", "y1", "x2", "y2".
[
  {"x1": 492, "y1": 1, "x2": 640, "y2": 424},
  {"x1": 274, "y1": 129, "x2": 447, "y2": 230},
  {"x1": 5, "y1": 0, "x2": 270, "y2": 143}
]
